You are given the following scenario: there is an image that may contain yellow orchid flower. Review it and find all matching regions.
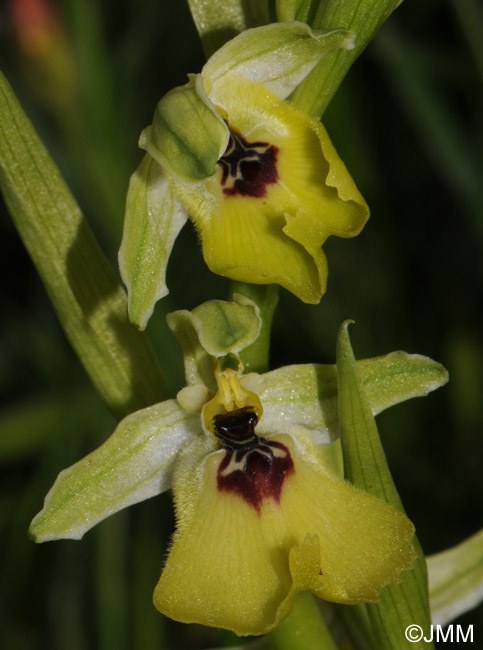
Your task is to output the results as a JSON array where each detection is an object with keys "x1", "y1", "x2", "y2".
[
  {"x1": 164, "y1": 74, "x2": 368, "y2": 306},
  {"x1": 154, "y1": 363, "x2": 415, "y2": 635},
  {"x1": 119, "y1": 23, "x2": 369, "y2": 329},
  {"x1": 29, "y1": 299, "x2": 449, "y2": 636}
]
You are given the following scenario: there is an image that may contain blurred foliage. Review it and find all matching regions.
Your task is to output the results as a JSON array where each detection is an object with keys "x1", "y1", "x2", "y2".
[{"x1": 0, "y1": 0, "x2": 481, "y2": 648}]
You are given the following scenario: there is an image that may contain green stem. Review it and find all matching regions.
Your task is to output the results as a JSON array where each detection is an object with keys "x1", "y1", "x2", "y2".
[
  {"x1": 268, "y1": 592, "x2": 338, "y2": 650},
  {"x1": 290, "y1": 0, "x2": 402, "y2": 118},
  {"x1": 229, "y1": 282, "x2": 279, "y2": 373},
  {"x1": 187, "y1": 0, "x2": 270, "y2": 58}
]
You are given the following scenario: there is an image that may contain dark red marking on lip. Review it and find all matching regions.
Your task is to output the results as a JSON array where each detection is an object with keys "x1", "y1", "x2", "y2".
[
  {"x1": 217, "y1": 130, "x2": 278, "y2": 198},
  {"x1": 213, "y1": 408, "x2": 294, "y2": 513},
  {"x1": 217, "y1": 440, "x2": 294, "y2": 512}
]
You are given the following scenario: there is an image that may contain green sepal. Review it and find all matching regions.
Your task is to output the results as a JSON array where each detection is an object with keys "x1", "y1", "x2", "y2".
[
  {"x1": 118, "y1": 154, "x2": 187, "y2": 330},
  {"x1": 29, "y1": 400, "x2": 198, "y2": 542},
  {"x1": 357, "y1": 350, "x2": 448, "y2": 410},
  {"x1": 428, "y1": 528, "x2": 483, "y2": 625},
  {"x1": 336, "y1": 321, "x2": 434, "y2": 650},
  {"x1": 252, "y1": 351, "x2": 448, "y2": 445},
  {"x1": 140, "y1": 74, "x2": 229, "y2": 182},
  {"x1": 202, "y1": 21, "x2": 355, "y2": 100},
  {"x1": 167, "y1": 297, "x2": 261, "y2": 388}
]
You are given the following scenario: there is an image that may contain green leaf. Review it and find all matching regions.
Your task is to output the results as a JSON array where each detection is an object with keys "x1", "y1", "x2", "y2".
[
  {"x1": 29, "y1": 400, "x2": 198, "y2": 542},
  {"x1": 0, "y1": 71, "x2": 169, "y2": 419},
  {"x1": 202, "y1": 22, "x2": 354, "y2": 100},
  {"x1": 336, "y1": 321, "x2": 434, "y2": 650},
  {"x1": 250, "y1": 351, "x2": 448, "y2": 445},
  {"x1": 119, "y1": 154, "x2": 187, "y2": 330},
  {"x1": 291, "y1": 0, "x2": 402, "y2": 117},
  {"x1": 140, "y1": 75, "x2": 229, "y2": 182},
  {"x1": 187, "y1": 0, "x2": 270, "y2": 58},
  {"x1": 428, "y1": 528, "x2": 483, "y2": 625},
  {"x1": 167, "y1": 297, "x2": 261, "y2": 387}
]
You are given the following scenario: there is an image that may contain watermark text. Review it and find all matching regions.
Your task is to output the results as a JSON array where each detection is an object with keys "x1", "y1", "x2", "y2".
[{"x1": 405, "y1": 624, "x2": 473, "y2": 643}]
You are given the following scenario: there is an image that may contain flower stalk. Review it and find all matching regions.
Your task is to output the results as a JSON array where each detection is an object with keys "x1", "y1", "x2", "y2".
[
  {"x1": 268, "y1": 592, "x2": 338, "y2": 650},
  {"x1": 228, "y1": 282, "x2": 279, "y2": 373}
]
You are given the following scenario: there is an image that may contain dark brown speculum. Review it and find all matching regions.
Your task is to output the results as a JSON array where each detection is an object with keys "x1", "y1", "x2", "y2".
[
  {"x1": 213, "y1": 407, "x2": 294, "y2": 513},
  {"x1": 217, "y1": 130, "x2": 279, "y2": 198}
]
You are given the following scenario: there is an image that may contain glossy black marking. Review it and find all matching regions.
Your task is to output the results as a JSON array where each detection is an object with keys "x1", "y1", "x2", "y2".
[
  {"x1": 217, "y1": 130, "x2": 278, "y2": 198},
  {"x1": 213, "y1": 407, "x2": 259, "y2": 449},
  {"x1": 213, "y1": 408, "x2": 294, "y2": 513}
]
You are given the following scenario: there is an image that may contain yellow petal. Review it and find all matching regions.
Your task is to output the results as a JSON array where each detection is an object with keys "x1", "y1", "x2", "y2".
[
  {"x1": 279, "y1": 431, "x2": 416, "y2": 603},
  {"x1": 171, "y1": 76, "x2": 368, "y2": 303},
  {"x1": 154, "y1": 428, "x2": 415, "y2": 635},
  {"x1": 172, "y1": 173, "x2": 323, "y2": 303},
  {"x1": 153, "y1": 436, "x2": 294, "y2": 636}
]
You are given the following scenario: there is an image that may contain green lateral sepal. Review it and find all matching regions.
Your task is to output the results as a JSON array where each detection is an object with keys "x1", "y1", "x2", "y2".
[
  {"x1": 119, "y1": 154, "x2": 188, "y2": 330},
  {"x1": 251, "y1": 351, "x2": 448, "y2": 447},
  {"x1": 29, "y1": 400, "x2": 198, "y2": 542}
]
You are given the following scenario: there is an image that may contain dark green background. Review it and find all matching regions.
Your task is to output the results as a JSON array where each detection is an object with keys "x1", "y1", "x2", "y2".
[{"x1": 1, "y1": 0, "x2": 481, "y2": 648}]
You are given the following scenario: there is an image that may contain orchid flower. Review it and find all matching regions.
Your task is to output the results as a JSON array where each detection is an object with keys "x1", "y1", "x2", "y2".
[
  {"x1": 29, "y1": 298, "x2": 448, "y2": 636},
  {"x1": 119, "y1": 23, "x2": 369, "y2": 329}
]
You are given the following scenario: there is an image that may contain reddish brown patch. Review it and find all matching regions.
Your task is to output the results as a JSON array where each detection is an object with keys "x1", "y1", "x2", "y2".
[
  {"x1": 217, "y1": 130, "x2": 279, "y2": 198},
  {"x1": 217, "y1": 439, "x2": 294, "y2": 513}
]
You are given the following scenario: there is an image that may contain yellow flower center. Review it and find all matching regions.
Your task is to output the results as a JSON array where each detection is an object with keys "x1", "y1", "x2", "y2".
[{"x1": 202, "y1": 360, "x2": 263, "y2": 434}]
